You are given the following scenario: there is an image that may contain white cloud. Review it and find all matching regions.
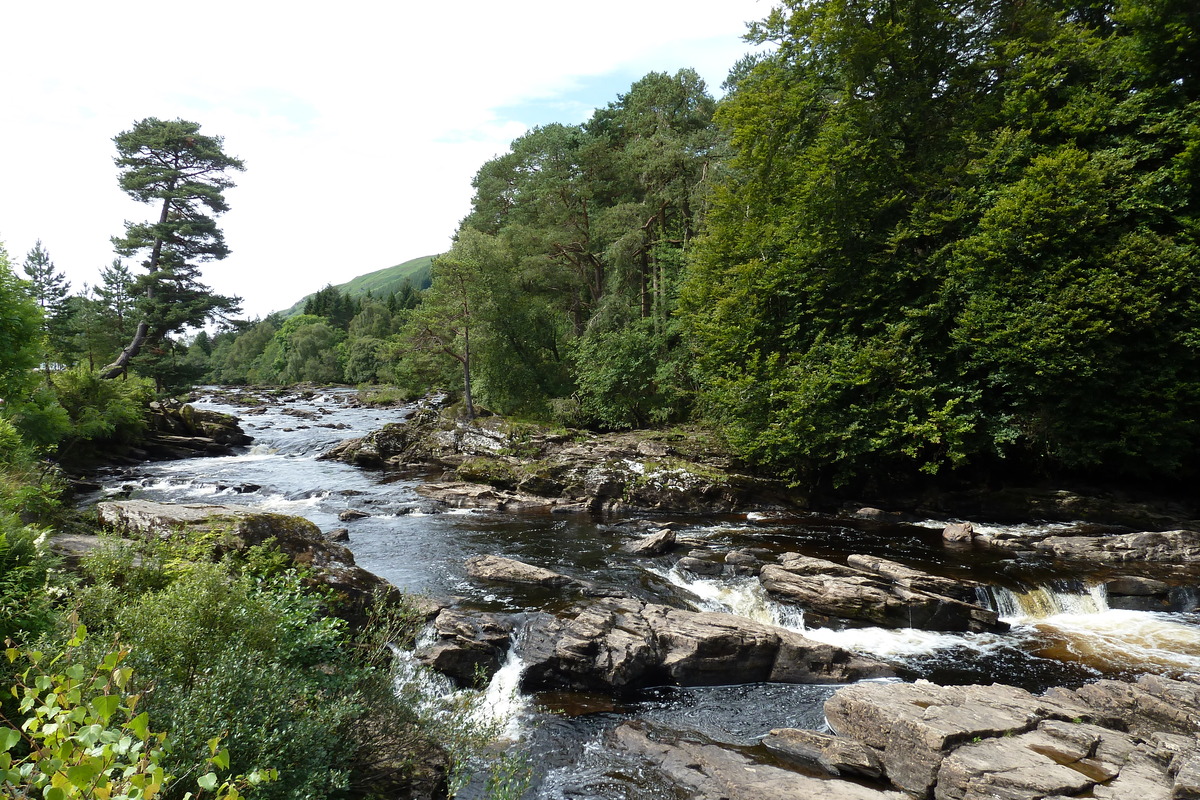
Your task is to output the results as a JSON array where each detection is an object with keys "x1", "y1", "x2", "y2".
[{"x1": 0, "y1": 0, "x2": 770, "y2": 317}]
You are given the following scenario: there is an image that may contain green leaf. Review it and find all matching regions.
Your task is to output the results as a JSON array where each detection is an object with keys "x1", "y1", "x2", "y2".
[
  {"x1": 126, "y1": 712, "x2": 150, "y2": 741},
  {"x1": 43, "y1": 786, "x2": 66, "y2": 800},
  {"x1": 67, "y1": 761, "x2": 101, "y2": 788},
  {"x1": 91, "y1": 694, "x2": 120, "y2": 723},
  {"x1": 197, "y1": 772, "x2": 219, "y2": 791},
  {"x1": 0, "y1": 727, "x2": 19, "y2": 751}
]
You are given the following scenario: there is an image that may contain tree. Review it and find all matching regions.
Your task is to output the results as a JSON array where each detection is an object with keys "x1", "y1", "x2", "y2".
[
  {"x1": 102, "y1": 118, "x2": 244, "y2": 379},
  {"x1": 682, "y1": 0, "x2": 1200, "y2": 486},
  {"x1": 405, "y1": 232, "x2": 495, "y2": 420},
  {"x1": 96, "y1": 258, "x2": 135, "y2": 335},
  {"x1": 21, "y1": 240, "x2": 72, "y2": 368},
  {"x1": 0, "y1": 241, "x2": 43, "y2": 409}
]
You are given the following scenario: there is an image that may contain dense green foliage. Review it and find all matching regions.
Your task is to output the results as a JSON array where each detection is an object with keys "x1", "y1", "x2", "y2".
[{"x1": 683, "y1": 0, "x2": 1200, "y2": 486}]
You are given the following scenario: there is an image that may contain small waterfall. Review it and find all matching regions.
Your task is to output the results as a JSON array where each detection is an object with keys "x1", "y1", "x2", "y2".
[
  {"x1": 979, "y1": 581, "x2": 1109, "y2": 621},
  {"x1": 658, "y1": 567, "x2": 977, "y2": 659},
  {"x1": 471, "y1": 646, "x2": 530, "y2": 741},
  {"x1": 389, "y1": 637, "x2": 531, "y2": 742}
]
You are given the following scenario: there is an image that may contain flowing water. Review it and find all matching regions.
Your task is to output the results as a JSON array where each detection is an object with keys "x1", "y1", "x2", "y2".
[{"x1": 86, "y1": 388, "x2": 1200, "y2": 798}]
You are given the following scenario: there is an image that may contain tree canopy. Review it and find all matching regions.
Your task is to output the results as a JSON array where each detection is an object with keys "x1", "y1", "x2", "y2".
[{"x1": 103, "y1": 118, "x2": 244, "y2": 382}]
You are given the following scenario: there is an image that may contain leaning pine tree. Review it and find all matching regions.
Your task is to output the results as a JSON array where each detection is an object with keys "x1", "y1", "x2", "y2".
[{"x1": 102, "y1": 118, "x2": 243, "y2": 379}]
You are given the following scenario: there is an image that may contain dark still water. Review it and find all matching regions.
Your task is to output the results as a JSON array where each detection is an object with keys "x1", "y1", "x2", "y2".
[{"x1": 88, "y1": 389, "x2": 1200, "y2": 799}]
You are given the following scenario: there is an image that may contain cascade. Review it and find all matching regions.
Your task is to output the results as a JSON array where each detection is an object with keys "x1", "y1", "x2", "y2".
[{"x1": 978, "y1": 581, "x2": 1109, "y2": 621}]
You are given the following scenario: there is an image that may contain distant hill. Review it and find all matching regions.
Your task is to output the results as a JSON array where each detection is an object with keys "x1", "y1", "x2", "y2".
[{"x1": 279, "y1": 254, "x2": 438, "y2": 317}]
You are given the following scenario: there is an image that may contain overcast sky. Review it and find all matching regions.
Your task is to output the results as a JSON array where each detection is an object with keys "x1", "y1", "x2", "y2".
[{"x1": 2, "y1": 1, "x2": 769, "y2": 319}]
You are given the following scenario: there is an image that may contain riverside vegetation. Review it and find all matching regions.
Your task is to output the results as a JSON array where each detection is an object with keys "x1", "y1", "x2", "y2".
[{"x1": 3, "y1": 0, "x2": 1200, "y2": 798}]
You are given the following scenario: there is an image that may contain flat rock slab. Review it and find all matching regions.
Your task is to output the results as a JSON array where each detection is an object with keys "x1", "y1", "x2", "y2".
[
  {"x1": 464, "y1": 554, "x2": 579, "y2": 588},
  {"x1": 824, "y1": 681, "x2": 1097, "y2": 796},
  {"x1": 612, "y1": 722, "x2": 907, "y2": 800},
  {"x1": 518, "y1": 596, "x2": 892, "y2": 693}
]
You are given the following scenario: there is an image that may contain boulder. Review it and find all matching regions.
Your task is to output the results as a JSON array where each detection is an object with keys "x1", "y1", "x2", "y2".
[
  {"x1": 518, "y1": 596, "x2": 892, "y2": 694},
  {"x1": 464, "y1": 554, "x2": 579, "y2": 588},
  {"x1": 942, "y1": 522, "x2": 975, "y2": 542},
  {"x1": 414, "y1": 609, "x2": 515, "y2": 686},
  {"x1": 759, "y1": 553, "x2": 1003, "y2": 633},
  {"x1": 622, "y1": 528, "x2": 677, "y2": 556},
  {"x1": 844, "y1": 553, "x2": 982, "y2": 603},
  {"x1": 339, "y1": 509, "x2": 370, "y2": 521},
  {"x1": 612, "y1": 722, "x2": 906, "y2": 800}
]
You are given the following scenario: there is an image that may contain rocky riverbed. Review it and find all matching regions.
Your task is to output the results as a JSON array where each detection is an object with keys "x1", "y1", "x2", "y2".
[{"x1": 71, "y1": 388, "x2": 1200, "y2": 799}]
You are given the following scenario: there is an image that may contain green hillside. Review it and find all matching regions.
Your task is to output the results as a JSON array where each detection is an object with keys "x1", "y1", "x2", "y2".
[{"x1": 280, "y1": 254, "x2": 437, "y2": 316}]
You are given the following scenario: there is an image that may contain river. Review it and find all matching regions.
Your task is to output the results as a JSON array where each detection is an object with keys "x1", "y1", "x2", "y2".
[{"x1": 89, "y1": 388, "x2": 1200, "y2": 798}]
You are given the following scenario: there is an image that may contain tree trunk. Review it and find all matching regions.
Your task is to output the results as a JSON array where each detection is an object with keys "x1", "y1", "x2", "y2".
[
  {"x1": 99, "y1": 321, "x2": 149, "y2": 379},
  {"x1": 461, "y1": 324, "x2": 475, "y2": 421},
  {"x1": 101, "y1": 193, "x2": 170, "y2": 379}
]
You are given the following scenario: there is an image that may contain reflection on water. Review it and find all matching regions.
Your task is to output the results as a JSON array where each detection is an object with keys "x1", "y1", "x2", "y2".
[{"x1": 88, "y1": 388, "x2": 1200, "y2": 800}]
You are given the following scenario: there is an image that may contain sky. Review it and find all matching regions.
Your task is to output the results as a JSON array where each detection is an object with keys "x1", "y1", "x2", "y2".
[{"x1": 1, "y1": 0, "x2": 770, "y2": 319}]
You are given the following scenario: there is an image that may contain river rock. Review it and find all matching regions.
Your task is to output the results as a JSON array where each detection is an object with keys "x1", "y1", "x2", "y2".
[
  {"x1": 611, "y1": 722, "x2": 906, "y2": 800},
  {"x1": 464, "y1": 554, "x2": 579, "y2": 588},
  {"x1": 759, "y1": 553, "x2": 1003, "y2": 633},
  {"x1": 414, "y1": 609, "x2": 515, "y2": 686},
  {"x1": 95, "y1": 500, "x2": 399, "y2": 628},
  {"x1": 622, "y1": 528, "x2": 677, "y2": 556},
  {"x1": 518, "y1": 596, "x2": 892, "y2": 693},
  {"x1": 823, "y1": 680, "x2": 1098, "y2": 797},
  {"x1": 761, "y1": 728, "x2": 884, "y2": 779},
  {"x1": 934, "y1": 719, "x2": 1140, "y2": 800},
  {"x1": 942, "y1": 522, "x2": 975, "y2": 542},
  {"x1": 321, "y1": 408, "x2": 803, "y2": 514},
  {"x1": 1054, "y1": 673, "x2": 1200, "y2": 737},
  {"x1": 140, "y1": 401, "x2": 252, "y2": 461},
  {"x1": 1030, "y1": 529, "x2": 1200, "y2": 564},
  {"x1": 338, "y1": 508, "x2": 370, "y2": 521},
  {"x1": 844, "y1": 553, "x2": 982, "y2": 602}
]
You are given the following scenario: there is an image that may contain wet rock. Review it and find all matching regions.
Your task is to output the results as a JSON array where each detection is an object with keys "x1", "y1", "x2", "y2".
[
  {"x1": 518, "y1": 596, "x2": 892, "y2": 694},
  {"x1": 761, "y1": 728, "x2": 884, "y2": 779},
  {"x1": 464, "y1": 554, "x2": 578, "y2": 588},
  {"x1": 844, "y1": 553, "x2": 982, "y2": 603},
  {"x1": 676, "y1": 555, "x2": 724, "y2": 576},
  {"x1": 724, "y1": 549, "x2": 763, "y2": 575},
  {"x1": 611, "y1": 722, "x2": 906, "y2": 800},
  {"x1": 622, "y1": 528, "x2": 677, "y2": 556},
  {"x1": 943, "y1": 521, "x2": 975, "y2": 542},
  {"x1": 760, "y1": 553, "x2": 1003, "y2": 633},
  {"x1": 415, "y1": 609, "x2": 515, "y2": 686},
  {"x1": 95, "y1": 500, "x2": 399, "y2": 629},
  {"x1": 339, "y1": 508, "x2": 370, "y2": 521},
  {"x1": 1029, "y1": 529, "x2": 1200, "y2": 564},
  {"x1": 415, "y1": 481, "x2": 565, "y2": 512},
  {"x1": 326, "y1": 528, "x2": 351, "y2": 543},
  {"x1": 852, "y1": 507, "x2": 920, "y2": 523}
]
